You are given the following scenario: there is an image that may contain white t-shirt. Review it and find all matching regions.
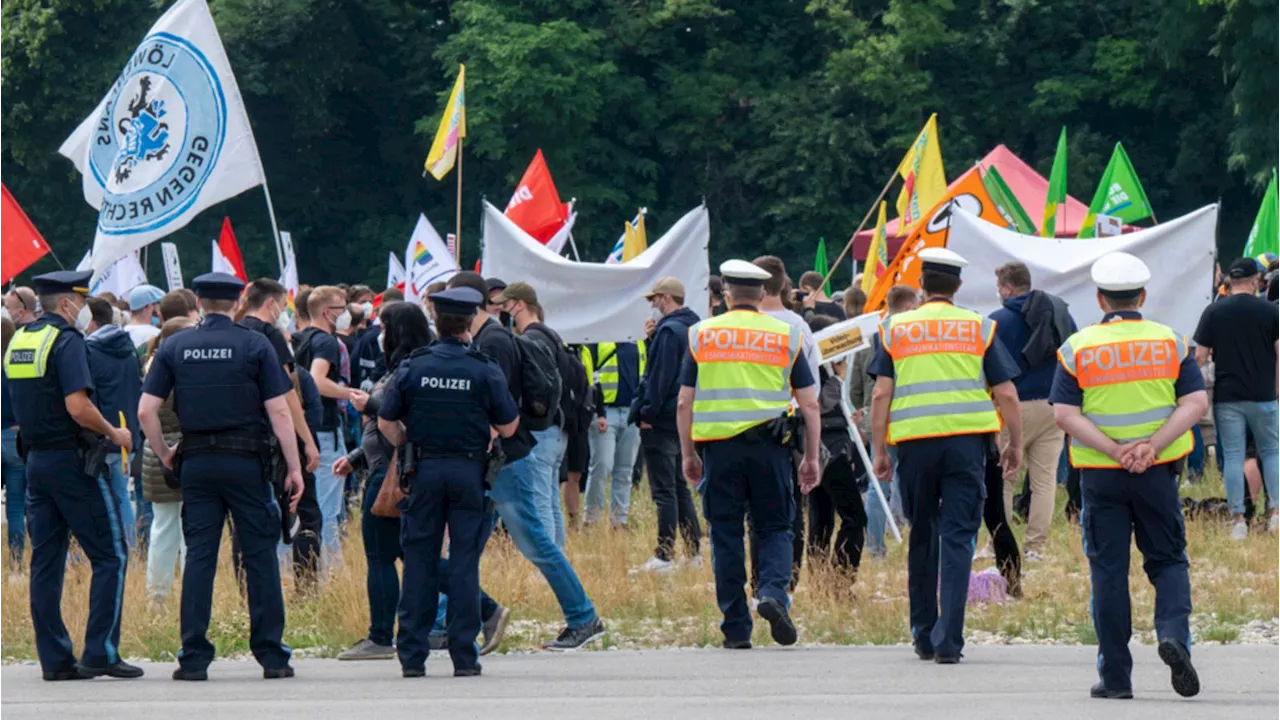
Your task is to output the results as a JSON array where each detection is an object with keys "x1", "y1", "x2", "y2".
[
  {"x1": 125, "y1": 323, "x2": 161, "y2": 349},
  {"x1": 764, "y1": 308, "x2": 820, "y2": 382}
]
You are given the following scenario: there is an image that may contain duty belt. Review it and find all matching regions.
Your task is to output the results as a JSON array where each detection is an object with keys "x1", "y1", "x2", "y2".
[
  {"x1": 181, "y1": 432, "x2": 269, "y2": 458},
  {"x1": 25, "y1": 439, "x2": 80, "y2": 451}
]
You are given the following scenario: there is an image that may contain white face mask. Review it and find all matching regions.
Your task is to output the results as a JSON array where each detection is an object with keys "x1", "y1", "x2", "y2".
[
  {"x1": 334, "y1": 309, "x2": 352, "y2": 332},
  {"x1": 73, "y1": 301, "x2": 92, "y2": 332},
  {"x1": 274, "y1": 309, "x2": 291, "y2": 332},
  {"x1": 649, "y1": 306, "x2": 664, "y2": 324},
  {"x1": 360, "y1": 301, "x2": 374, "y2": 319},
  {"x1": 377, "y1": 332, "x2": 385, "y2": 353}
]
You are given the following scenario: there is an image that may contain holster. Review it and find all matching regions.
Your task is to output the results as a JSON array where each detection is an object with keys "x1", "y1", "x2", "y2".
[
  {"x1": 77, "y1": 429, "x2": 111, "y2": 478},
  {"x1": 483, "y1": 442, "x2": 506, "y2": 491},
  {"x1": 398, "y1": 442, "x2": 416, "y2": 494},
  {"x1": 164, "y1": 441, "x2": 184, "y2": 489},
  {"x1": 261, "y1": 436, "x2": 297, "y2": 545},
  {"x1": 763, "y1": 414, "x2": 794, "y2": 447}
]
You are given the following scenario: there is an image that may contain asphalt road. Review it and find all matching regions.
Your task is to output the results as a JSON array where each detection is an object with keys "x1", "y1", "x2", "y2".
[{"x1": 2, "y1": 644, "x2": 1276, "y2": 719}]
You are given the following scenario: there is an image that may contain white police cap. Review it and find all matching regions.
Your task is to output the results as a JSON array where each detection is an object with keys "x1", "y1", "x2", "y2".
[
  {"x1": 918, "y1": 247, "x2": 968, "y2": 276},
  {"x1": 719, "y1": 259, "x2": 772, "y2": 286},
  {"x1": 1091, "y1": 252, "x2": 1150, "y2": 296}
]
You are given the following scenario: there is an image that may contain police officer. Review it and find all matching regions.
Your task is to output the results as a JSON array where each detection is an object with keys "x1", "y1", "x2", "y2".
[
  {"x1": 678, "y1": 260, "x2": 822, "y2": 649},
  {"x1": 3, "y1": 270, "x2": 142, "y2": 681},
  {"x1": 377, "y1": 287, "x2": 519, "y2": 678},
  {"x1": 137, "y1": 272, "x2": 304, "y2": 681},
  {"x1": 868, "y1": 247, "x2": 1023, "y2": 664},
  {"x1": 1051, "y1": 252, "x2": 1206, "y2": 699}
]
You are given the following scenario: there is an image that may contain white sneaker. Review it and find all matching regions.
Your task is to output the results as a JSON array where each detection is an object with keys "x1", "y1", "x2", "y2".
[
  {"x1": 1230, "y1": 521, "x2": 1248, "y2": 541},
  {"x1": 1269, "y1": 515, "x2": 1279, "y2": 534},
  {"x1": 638, "y1": 557, "x2": 675, "y2": 574}
]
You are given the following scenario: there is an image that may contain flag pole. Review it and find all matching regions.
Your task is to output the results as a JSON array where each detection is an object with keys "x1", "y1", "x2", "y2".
[
  {"x1": 262, "y1": 181, "x2": 286, "y2": 277},
  {"x1": 821, "y1": 171, "x2": 897, "y2": 291},
  {"x1": 567, "y1": 232, "x2": 582, "y2": 261},
  {"x1": 455, "y1": 137, "x2": 464, "y2": 261}
]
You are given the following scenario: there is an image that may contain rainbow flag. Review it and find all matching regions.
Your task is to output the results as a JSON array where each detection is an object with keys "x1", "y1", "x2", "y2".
[
  {"x1": 413, "y1": 240, "x2": 432, "y2": 266},
  {"x1": 424, "y1": 65, "x2": 466, "y2": 181}
]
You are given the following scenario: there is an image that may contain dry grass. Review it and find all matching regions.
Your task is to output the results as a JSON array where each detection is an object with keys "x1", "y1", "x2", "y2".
[{"x1": 2, "y1": 467, "x2": 1276, "y2": 661}]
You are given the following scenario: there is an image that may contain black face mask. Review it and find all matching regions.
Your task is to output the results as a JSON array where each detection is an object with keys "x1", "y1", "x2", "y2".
[{"x1": 499, "y1": 311, "x2": 513, "y2": 330}]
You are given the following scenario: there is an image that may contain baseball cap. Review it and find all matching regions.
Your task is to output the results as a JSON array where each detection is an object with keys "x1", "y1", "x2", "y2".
[
  {"x1": 128, "y1": 284, "x2": 166, "y2": 311},
  {"x1": 494, "y1": 281, "x2": 538, "y2": 305},
  {"x1": 644, "y1": 276, "x2": 686, "y2": 300},
  {"x1": 485, "y1": 277, "x2": 508, "y2": 293},
  {"x1": 1228, "y1": 257, "x2": 1260, "y2": 280}
]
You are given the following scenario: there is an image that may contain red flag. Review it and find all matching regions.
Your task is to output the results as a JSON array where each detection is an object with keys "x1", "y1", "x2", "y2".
[
  {"x1": 504, "y1": 149, "x2": 569, "y2": 243},
  {"x1": 216, "y1": 217, "x2": 248, "y2": 282},
  {"x1": 1, "y1": 184, "x2": 51, "y2": 280}
]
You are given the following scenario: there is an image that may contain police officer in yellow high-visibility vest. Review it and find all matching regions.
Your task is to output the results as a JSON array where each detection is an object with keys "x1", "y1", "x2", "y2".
[
  {"x1": 1051, "y1": 252, "x2": 1207, "y2": 700},
  {"x1": 868, "y1": 247, "x2": 1024, "y2": 664},
  {"x1": 678, "y1": 260, "x2": 822, "y2": 649},
  {"x1": 3, "y1": 270, "x2": 143, "y2": 681},
  {"x1": 580, "y1": 339, "x2": 645, "y2": 526}
]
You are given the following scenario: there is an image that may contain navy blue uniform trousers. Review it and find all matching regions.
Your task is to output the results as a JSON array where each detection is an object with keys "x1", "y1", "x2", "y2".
[
  {"x1": 397, "y1": 457, "x2": 490, "y2": 672},
  {"x1": 179, "y1": 454, "x2": 290, "y2": 671},
  {"x1": 896, "y1": 434, "x2": 986, "y2": 659},
  {"x1": 702, "y1": 436, "x2": 793, "y2": 643},
  {"x1": 1081, "y1": 463, "x2": 1192, "y2": 691},
  {"x1": 26, "y1": 449, "x2": 128, "y2": 671}
]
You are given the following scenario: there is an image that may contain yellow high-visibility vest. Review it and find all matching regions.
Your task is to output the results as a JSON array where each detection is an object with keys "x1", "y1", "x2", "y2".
[
  {"x1": 883, "y1": 301, "x2": 1001, "y2": 444},
  {"x1": 688, "y1": 310, "x2": 798, "y2": 442},
  {"x1": 1057, "y1": 318, "x2": 1193, "y2": 468},
  {"x1": 581, "y1": 341, "x2": 647, "y2": 405},
  {"x1": 3, "y1": 324, "x2": 61, "y2": 380}
]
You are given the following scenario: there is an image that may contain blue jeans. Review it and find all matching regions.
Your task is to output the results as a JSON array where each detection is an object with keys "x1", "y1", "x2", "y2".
[
  {"x1": 361, "y1": 468, "x2": 400, "y2": 647},
  {"x1": 528, "y1": 427, "x2": 568, "y2": 548},
  {"x1": 315, "y1": 430, "x2": 345, "y2": 569},
  {"x1": 1214, "y1": 400, "x2": 1280, "y2": 515},
  {"x1": 865, "y1": 445, "x2": 900, "y2": 557},
  {"x1": 2, "y1": 428, "x2": 27, "y2": 560},
  {"x1": 490, "y1": 455, "x2": 596, "y2": 628},
  {"x1": 585, "y1": 407, "x2": 641, "y2": 526},
  {"x1": 103, "y1": 454, "x2": 136, "y2": 550}
]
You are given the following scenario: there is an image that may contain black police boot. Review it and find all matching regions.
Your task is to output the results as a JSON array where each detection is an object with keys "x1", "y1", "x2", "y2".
[
  {"x1": 1090, "y1": 682, "x2": 1133, "y2": 699},
  {"x1": 934, "y1": 654, "x2": 962, "y2": 665},
  {"x1": 77, "y1": 661, "x2": 144, "y2": 679},
  {"x1": 172, "y1": 667, "x2": 209, "y2": 681},
  {"x1": 263, "y1": 665, "x2": 295, "y2": 679},
  {"x1": 43, "y1": 667, "x2": 93, "y2": 681},
  {"x1": 722, "y1": 639, "x2": 753, "y2": 650},
  {"x1": 756, "y1": 597, "x2": 797, "y2": 646},
  {"x1": 913, "y1": 644, "x2": 935, "y2": 661},
  {"x1": 1158, "y1": 639, "x2": 1200, "y2": 698},
  {"x1": 403, "y1": 667, "x2": 426, "y2": 678},
  {"x1": 454, "y1": 664, "x2": 482, "y2": 677}
]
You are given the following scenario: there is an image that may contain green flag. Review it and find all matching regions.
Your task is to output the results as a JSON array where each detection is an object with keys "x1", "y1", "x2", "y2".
[
  {"x1": 1243, "y1": 169, "x2": 1278, "y2": 260},
  {"x1": 1078, "y1": 142, "x2": 1154, "y2": 238},
  {"x1": 1041, "y1": 127, "x2": 1067, "y2": 237},
  {"x1": 813, "y1": 237, "x2": 830, "y2": 295},
  {"x1": 983, "y1": 166, "x2": 1036, "y2": 234}
]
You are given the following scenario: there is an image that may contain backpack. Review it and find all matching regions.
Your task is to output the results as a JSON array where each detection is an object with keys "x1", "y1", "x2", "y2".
[
  {"x1": 510, "y1": 332, "x2": 562, "y2": 431},
  {"x1": 295, "y1": 365, "x2": 325, "y2": 432},
  {"x1": 292, "y1": 326, "x2": 341, "y2": 430},
  {"x1": 525, "y1": 325, "x2": 590, "y2": 433}
]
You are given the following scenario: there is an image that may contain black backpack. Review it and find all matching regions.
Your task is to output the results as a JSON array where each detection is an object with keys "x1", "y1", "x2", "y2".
[
  {"x1": 511, "y1": 332, "x2": 562, "y2": 431},
  {"x1": 524, "y1": 325, "x2": 589, "y2": 433}
]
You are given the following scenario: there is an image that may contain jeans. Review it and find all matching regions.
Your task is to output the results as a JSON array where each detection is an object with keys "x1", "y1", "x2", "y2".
[
  {"x1": 315, "y1": 430, "x2": 345, "y2": 571},
  {"x1": 146, "y1": 501, "x2": 185, "y2": 599},
  {"x1": 528, "y1": 427, "x2": 568, "y2": 548},
  {"x1": 103, "y1": 454, "x2": 136, "y2": 550},
  {"x1": 2, "y1": 428, "x2": 27, "y2": 560},
  {"x1": 865, "y1": 445, "x2": 899, "y2": 558},
  {"x1": 361, "y1": 468, "x2": 400, "y2": 647},
  {"x1": 490, "y1": 455, "x2": 596, "y2": 628},
  {"x1": 585, "y1": 407, "x2": 641, "y2": 526},
  {"x1": 641, "y1": 430, "x2": 701, "y2": 561},
  {"x1": 1215, "y1": 400, "x2": 1280, "y2": 515}
]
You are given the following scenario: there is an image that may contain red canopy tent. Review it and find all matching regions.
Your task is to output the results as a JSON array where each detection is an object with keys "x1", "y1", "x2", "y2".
[{"x1": 849, "y1": 144, "x2": 1092, "y2": 260}]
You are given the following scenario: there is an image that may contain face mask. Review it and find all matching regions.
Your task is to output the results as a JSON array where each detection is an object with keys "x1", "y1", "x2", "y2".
[
  {"x1": 649, "y1": 306, "x2": 664, "y2": 324},
  {"x1": 275, "y1": 310, "x2": 291, "y2": 332},
  {"x1": 377, "y1": 332, "x2": 385, "y2": 353},
  {"x1": 74, "y1": 301, "x2": 92, "y2": 332},
  {"x1": 499, "y1": 311, "x2": 512, "y2": 330},
  {"x1": 360, "y1": 301, "x2": 373, "y2": 319},
  {"x1": 334, "y1": 309, "x2": 351, "y2": 332}
]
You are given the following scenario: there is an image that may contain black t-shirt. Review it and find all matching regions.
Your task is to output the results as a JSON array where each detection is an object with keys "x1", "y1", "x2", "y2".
[
  {"x1": 293, "y1": 327, "x2": 346, "y2": 430},
  {"x1": 815, "y1": 301, "x2": 847, "y2": 320},
  {"x1": 474, "y1": 318, "x2": 533, "y2": 461},
  {"x1": 1194, "y1": 293, "x2": 1280, "y2": 403},
  {"x1": 239, "y1": 316, "x2": 294, "y2": 372}
]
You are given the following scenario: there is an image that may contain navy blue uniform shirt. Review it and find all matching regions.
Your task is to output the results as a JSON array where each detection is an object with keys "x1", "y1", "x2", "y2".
[
  {"x1": 866, "y1": 301, "x2": 1021, "y2": 387},
  {"x1": 7, "y1": 314, "x2": 94, "y2": 446},
  {"x1": 1049, "y1": 311, "x2": 1205, "y2": 407},
  {"x1": 379, "y1": 337, "x2": 519, "y2": 456}
]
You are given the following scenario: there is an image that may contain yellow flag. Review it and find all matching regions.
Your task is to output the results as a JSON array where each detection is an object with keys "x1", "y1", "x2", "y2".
[
  {"x1": 424, "y1": 65, "x2": 466, "y2": 180},
  {"x1": 895, "y1": 113, "x2": 946, "y2": 235},
  {"x1": 862, "y1": 201, "x2": 888, "y2": 295},
  {"x1": 622, "y1": 210, "x2": 647, "y2": 262}
]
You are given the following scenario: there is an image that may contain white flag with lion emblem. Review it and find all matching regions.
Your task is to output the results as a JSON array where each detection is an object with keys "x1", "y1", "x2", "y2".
[{"x1": 59, "y1": 0, "x2": 265, "y2": 278}]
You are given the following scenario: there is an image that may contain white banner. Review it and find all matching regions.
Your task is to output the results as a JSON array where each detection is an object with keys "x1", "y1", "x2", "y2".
[
  {"x1": 77, "y1": 250, "x2": 148, "y2": 299},
  {"x1": 482, "y1": 202, "x2": 710, "y2": 344},
  {"x1": 403, "y1": 213, "x2": 458, "y2": 303},
  {"x1": 59, "y1": 0, "x2": 266, "y2": 278},
  {"x1": 387, "y1": 252, "x2": 407, "y2": 289},
  {"x1": 161, "y1": 242, "x2": 183, "y2": 289},
  {"x1": 279, "y1": 230, "x2": 298, "y2": 297},
  {"x1": 949, "y1": 205, "x2": 1218, "y2": 338}
]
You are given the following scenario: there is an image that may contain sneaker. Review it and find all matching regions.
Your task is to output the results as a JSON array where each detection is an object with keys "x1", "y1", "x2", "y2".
[
  {"x1": 542, "y1": 618, "x2": 605, "y2": 651},
  {"x1": 1024, "y1": 550, "x2": 1044, "y2": 563},
  {"x1": 337, "y1": 638, "x2": 396, "y2": 661},
  {"x1": 1230, "y1": 520, "x2": 1248, "y2": 541},
  {"x1": 77, "y1": 661, "x2": 144, "y2": 679},
  {"x1": 1270, "y1": 514, "x2": 1279, "y2": 534},
  {"x1": 1157, "y1": 638, "x2": 1200, "y2": 698},
  {"x1": 481, "y1": 605, "x2": 512, "y2": 656},
  {"x1": 637, "y1": 557, "x2": 675, "y2": 574},
  {"x1": 756, "y1": 597, "x2": 797, "y2": 646},
  {"x1": 1090, "y1": 682, "x2": 1133, "y2": 699}
]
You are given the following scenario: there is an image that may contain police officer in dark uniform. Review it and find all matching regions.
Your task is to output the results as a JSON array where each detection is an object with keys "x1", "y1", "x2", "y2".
[
  {"x1": 137, "y1": 272, "x2": 304, "y2": 681},
  {"x1": 377, "y1": 287, "x2": 519, "y2": 678},
  {"x1": 2, "y1": 270, "x2": 142, "y2": 681}
]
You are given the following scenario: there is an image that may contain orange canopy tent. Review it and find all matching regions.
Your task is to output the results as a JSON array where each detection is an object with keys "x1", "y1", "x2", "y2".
[{"x1": 850, "y1": 144, "x2": 1091, "y2": 260}]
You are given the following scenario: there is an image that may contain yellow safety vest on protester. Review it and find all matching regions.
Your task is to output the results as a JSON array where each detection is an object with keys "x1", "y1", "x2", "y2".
[
  {"x1": 688, "y1": 310, "x2": 798, "y2": 442},
  {"x1": 581, "y1": 341, "x2": 647, "y2": 405},
  {"x1": 3, "y1": 324, "x2": 61, "y2": 380},
  {"x1": 1056, "y1": 318, "x2": 1193, "y2": 468},
  {"x1": 883, "y1": 302, "x2": 1001, "y2": 444}
]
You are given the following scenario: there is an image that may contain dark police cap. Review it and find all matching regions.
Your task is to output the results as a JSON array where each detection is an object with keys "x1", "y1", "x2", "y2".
[
  {"x1": 32, "y1": 269, "x2": 92, "y2": 296},
  {"x1": 430, "y1": 287, "x2": 484, "y2": 316},
  {"x1": 191, "y1": 272, "x2": 245, "y2": 300}
]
